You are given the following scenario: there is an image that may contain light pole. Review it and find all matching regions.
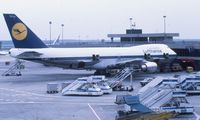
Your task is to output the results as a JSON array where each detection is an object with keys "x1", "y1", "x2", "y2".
[
  {"x1": 49, "y1": 21, "x2": 52, "y2": 45},
  {"x1": 129, "y1": 18, "x2": 133, "y2": 43},
  {"x1": 129, "y1": 17, "x2": 133, "y2": 30},
  {"x1": 163, "y1": 16, "x2": 166, "y2": 40},
  {"x1": 61, "y1": 24, "x2": 64, "y2": 43},
  {"x1": 129, "y1": 17, "x2": 136, "y2": 43}
]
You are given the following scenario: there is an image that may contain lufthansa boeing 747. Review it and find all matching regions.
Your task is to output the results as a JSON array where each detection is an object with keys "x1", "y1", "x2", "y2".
[{"x1": 3, "y1": 14, "x2": 176, "y2": 75}]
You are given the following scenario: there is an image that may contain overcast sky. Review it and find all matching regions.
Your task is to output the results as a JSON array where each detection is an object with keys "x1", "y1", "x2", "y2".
[{"x1": 0, "y1": 0, "x2": 200, "y2": 40}]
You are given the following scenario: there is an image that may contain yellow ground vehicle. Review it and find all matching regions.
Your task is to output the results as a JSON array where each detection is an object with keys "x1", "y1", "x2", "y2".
[{"x1": 186, "y1": 66, "x2": 193, "y2": 73}]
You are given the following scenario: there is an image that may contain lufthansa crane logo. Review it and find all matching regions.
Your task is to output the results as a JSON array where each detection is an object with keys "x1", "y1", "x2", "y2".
[{"x1": 12, "y1": 23, "x2": 28, "y2": 41}]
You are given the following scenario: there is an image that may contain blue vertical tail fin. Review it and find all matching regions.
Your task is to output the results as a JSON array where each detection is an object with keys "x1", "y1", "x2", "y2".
[{"x1": 3, "y1": 14, "x2": 48, "y2": 48}]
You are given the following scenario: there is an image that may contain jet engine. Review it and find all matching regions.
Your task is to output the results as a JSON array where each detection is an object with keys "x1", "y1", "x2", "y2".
[{"x1": 141, "y1": 62, "x2": 157, "y2": 73}]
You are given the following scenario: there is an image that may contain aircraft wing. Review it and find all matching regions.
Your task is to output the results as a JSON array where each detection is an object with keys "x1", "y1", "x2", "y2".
[
  {"x1": 111, "y1": 58, "x2": 150, "y2": 69},
  {"x1": 115, "y1": 58, "x2": 144, "y2": 65},
  {"x1": 93, "y1": 58, "x2": 145, "y2": 69},
  {"x1": 0, "y1": 51, "x2": 9, "y2": 55},
  {"x1": 93, "y1": 57, "x2": 158, "y2": 73},
  {"x1": 17, "y1": 51, "x2": 43, "y2": 58}
]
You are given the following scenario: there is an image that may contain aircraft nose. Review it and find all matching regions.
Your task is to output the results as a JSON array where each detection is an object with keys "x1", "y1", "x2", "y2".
[
  {"x1": 9, "y1": 49, "x2": 17, "y2": 57},
  {"x1": 8, "y1": 50, "x2": 13, "y2": 57}
]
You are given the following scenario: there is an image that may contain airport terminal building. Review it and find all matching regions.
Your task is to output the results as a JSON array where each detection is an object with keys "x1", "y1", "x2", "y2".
[{"x1": 107, "y1": 29, "x2": 179, "y2": 43}]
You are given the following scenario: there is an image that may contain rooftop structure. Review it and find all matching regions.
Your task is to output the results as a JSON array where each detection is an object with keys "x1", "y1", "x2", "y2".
[{"x1": 107, "y1": 29, "x2": 179, "y2": 43}]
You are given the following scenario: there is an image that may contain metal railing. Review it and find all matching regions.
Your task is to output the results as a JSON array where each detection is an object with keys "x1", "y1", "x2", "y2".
[
  {"x1": 108, "y1": 67, "x2": 134, "y2": 88},
  {"x1": 2, "y1": 59, "x2": 24, "y2": 76}
]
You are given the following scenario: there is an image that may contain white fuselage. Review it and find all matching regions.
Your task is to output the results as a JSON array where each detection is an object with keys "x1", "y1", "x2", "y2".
[{"x1": 9, "y1": 44, "x2": 176, "y2": 70}]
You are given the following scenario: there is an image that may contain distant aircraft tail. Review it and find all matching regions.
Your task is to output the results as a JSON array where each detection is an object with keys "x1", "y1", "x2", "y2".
[{"x1": 3, "y1": 14, "x2": 48, "y2": 48}]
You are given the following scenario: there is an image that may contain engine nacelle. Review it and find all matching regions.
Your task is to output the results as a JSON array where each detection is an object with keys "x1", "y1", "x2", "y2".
[{"x1": 141, "y1": 62, "x2": 158, "y2": 73}]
